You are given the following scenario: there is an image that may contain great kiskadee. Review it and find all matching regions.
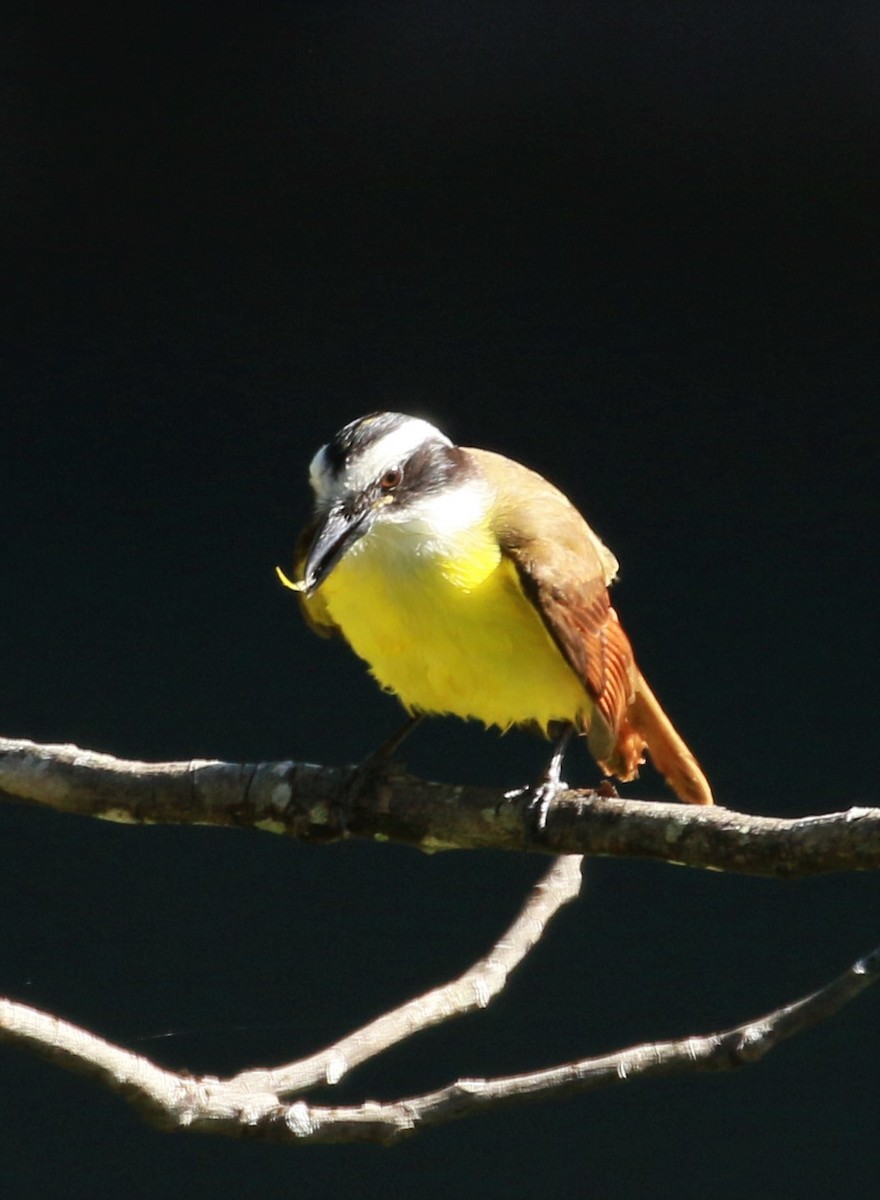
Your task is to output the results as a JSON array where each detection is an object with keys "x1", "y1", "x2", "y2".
[{"x1": 279, "y1": 412, "x2": 713, "y2": 809}]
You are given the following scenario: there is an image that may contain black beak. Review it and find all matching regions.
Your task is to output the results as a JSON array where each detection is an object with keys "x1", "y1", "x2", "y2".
[{"x1": 299, "y1": 502, "x2": 375, "y2": 596}]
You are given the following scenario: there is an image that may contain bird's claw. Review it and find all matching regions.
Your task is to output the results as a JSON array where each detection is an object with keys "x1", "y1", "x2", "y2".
[
  {"x1": 527, "y1": 776, "x2": 569, "y2": 833},
  {"x1": 502, "y1": 776, "x2": 568, "y2": 836}
]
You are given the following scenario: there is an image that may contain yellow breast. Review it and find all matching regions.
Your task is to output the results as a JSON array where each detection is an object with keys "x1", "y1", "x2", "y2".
[{"x1": 317, "y1": 519, "x2": 590, "y2": 732}]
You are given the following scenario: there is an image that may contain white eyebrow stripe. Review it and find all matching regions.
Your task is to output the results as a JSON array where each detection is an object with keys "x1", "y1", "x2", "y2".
[
  {"x1": 349, "y1": 418, "x2": 451, "y2": 489},
  {"x1": 310, "y1": 416, "x2": 452, "y2": 499}
]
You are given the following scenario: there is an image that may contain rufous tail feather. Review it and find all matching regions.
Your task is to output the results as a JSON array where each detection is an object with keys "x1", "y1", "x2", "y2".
[{"x1": 626, "y1": 671, "x2": 714, "y2": 805}]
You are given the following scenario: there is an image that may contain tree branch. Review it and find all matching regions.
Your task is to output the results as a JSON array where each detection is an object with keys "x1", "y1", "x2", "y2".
[
  {"x1": 3, "y1": 735, "x2": 878, "y2": 1140},
  {"x1": 233, "y1": 855, "x2": 585, "y2": 1097},
  {"x1": 0, "y1": 857, "x2": 582, "y2": 1136},
  {"x1": 2, "y1": 736, "x2": 878, "y2": 876},
  {"x1": 3, "y1": 911, "x2": 876, "y2": 1144}
]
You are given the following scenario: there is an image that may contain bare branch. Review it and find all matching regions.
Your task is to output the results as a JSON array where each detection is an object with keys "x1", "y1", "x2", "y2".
[
  {"x1": 232, "y1": 855, "x2": 584, "y2": 1096},
  {"x1": 2, "y1": 736, "x2": 878, "y2": 876},
  {"x1": 3, "y1": 736, "x2": 877, "y2": 1141},
  {"x1": 290, "y1": 943, "x2": 880, "y2": 1145},
  {"x1": 3, "y1": 934, "x2": 876, "y2": 1144},
  {"x1": 0, "y1": 857, "x2": 583, "y2": 1132}
]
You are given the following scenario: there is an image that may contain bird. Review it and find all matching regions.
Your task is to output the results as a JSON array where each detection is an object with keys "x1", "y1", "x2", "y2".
[{"x1": 278, "y1": 411, "x2": 713, "y2": 815}]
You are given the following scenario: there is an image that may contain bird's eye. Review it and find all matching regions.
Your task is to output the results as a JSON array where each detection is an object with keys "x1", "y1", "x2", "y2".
[{"x1": 380, "y1": 466, "x2": 403, "y2": 491}]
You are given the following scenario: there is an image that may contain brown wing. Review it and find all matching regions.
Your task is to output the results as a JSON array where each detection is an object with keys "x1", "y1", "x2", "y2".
[
  {"x1": 469, "y1": 449, "x2": 645, "y2": 779},
  {"x1": 470, "y1": 448, "x2": 713, "y2": 804},
  {"x1": 291, "y1": 518, "x2": 339, "y2": 639}
]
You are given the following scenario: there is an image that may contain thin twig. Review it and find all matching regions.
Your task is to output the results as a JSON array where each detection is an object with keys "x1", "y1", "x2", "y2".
[
  {"x1": 0, "y1": 857, "x2": 583, "y2": 1131},
  {"x1": 265, "y1": 943, "x2": 880, "y2": 1145},
  {"x1": 3, "y1": 940, "x2": 876, "y2": 1144},
  {"x1": 232, "y1": 855, "x2": 584, "y2": 1096}
]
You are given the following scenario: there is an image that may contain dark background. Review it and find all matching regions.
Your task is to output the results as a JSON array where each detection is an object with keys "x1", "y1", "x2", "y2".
[{"x1": 2, "y1": 3, "x2": 878, "y2": 1196}]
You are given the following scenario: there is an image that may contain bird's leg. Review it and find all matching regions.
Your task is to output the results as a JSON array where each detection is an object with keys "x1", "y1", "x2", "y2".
[
  {"x1": 504, "y1": 722, "x2": 575, "y2": 834},
  {"x1": 369, "y1": 711, "x2": 425, "y2": 764},
  {"x1": 345, "y1": 712, "x2": 425, "y2": 814},
  {"x1": 528, "y1": 723, "x2": 575, "y2": 831}
]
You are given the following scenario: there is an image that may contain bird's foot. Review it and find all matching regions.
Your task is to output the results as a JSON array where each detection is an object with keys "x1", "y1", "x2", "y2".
[
  {"x1": 502, "y1": 771, "x2": 570, "y2": 839},
  {"x1": 500, "y1": 725, "x2": 576, "y2": 841},
  {"x1": 528, "y1": 774, "x2": 570, "y2": 833},
  {"x1": 342, "y1": 758, "x2": 384, "y2": 820},
  {"x1": 333, "y1": 757, "x2": 389, "y2": 834},
  {"x1": 339, "y1": 714, "x2": 424, "y2": 830}
]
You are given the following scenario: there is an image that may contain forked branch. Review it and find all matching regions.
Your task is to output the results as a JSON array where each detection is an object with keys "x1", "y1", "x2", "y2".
[{"x1": 1, "y1": 851, "x2": 877, "y2": 1143}]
